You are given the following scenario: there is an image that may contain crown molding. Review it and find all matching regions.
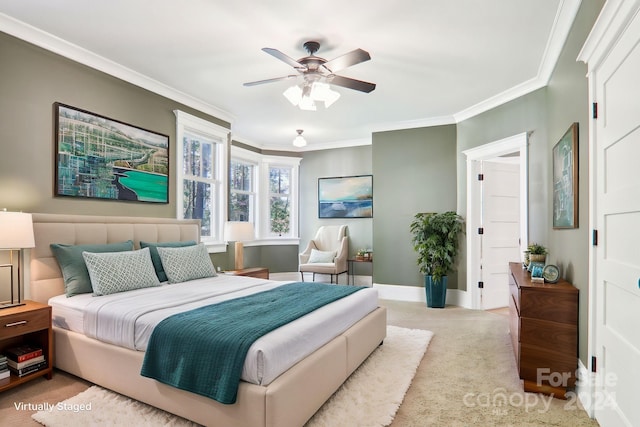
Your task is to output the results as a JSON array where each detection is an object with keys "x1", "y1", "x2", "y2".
[
  {"x1": 0, "y1": 13, "x2": 235, "y2": 125},
  {"x1": 454, "y1": 0, "x2": 581, "y2": 123}
]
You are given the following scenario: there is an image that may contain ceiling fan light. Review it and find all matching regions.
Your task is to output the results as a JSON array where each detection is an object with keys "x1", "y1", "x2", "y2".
[
  {"x1": 293, "y1": 130, "x2": 307, "y2": 147},
  {"x1": 283, "y1": 85, "x2": 302, "y2": 105},
  {"x1": 298, "y1": 95, "x2": 316, "y2": 111},
  {"x1": 323, "y1": 87, "x2": 341, "y2": 108}
]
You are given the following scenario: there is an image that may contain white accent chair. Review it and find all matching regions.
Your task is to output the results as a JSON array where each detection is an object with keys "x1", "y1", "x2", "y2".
[{"x1": 299, "y1": 225, "x2": 348, "y2": 284}]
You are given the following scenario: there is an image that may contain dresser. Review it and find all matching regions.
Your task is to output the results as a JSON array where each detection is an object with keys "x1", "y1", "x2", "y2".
[{"x1": 508, "y1": 262, "x2": 578, "y2": 398}]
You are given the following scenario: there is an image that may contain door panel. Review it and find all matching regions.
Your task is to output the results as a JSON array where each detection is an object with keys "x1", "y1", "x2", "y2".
[
  {"x1": 594, "y1": 9, "x2": 640, "y2": 426},
  {"x1": 481, "y1": 161, "x2": 520, "y2": 309}
]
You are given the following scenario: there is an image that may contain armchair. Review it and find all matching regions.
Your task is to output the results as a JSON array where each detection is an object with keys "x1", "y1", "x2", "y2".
[{"x1": 299, "y1": 225, "x2": 348, "y2": 284}]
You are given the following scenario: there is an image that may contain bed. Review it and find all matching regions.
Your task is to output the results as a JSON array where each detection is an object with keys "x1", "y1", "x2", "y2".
[{"x1": 28, "y1": 213, "x2": 387, "y2": 427}]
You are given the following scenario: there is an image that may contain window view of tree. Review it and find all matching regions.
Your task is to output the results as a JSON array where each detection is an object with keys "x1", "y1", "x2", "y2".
[
  {"x1": 229, "y1": 160, "x2": 254, "y2": 222},
  {"x1": 182, "y1": 135, "x2": 216, "y2": 237},
  {"x1": 269, "y1": 167, "x2": 291, "y2": 235}
]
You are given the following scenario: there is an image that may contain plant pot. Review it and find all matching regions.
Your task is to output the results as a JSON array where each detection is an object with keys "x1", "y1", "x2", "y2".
[
  {"x1": 425, "y1": 275, "x2": 447, "y2": 308},
  {"x1": 529, "y1": 254, "x2": 546, "y2": 263}
]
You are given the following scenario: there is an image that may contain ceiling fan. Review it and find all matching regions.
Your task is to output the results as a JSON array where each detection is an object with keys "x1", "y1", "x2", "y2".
[{"x1": 243, "y1": 41, "x2": 376, "y2": 110}]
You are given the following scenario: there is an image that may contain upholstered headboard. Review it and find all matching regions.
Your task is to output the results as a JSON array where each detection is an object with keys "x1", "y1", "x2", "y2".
[{"x1": 29, "y1": 213, "x2": 201, "y2": 304}]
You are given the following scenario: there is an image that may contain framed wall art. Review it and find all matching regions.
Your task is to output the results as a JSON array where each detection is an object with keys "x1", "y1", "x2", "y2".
[
  {"x1": 552, "y1": 122, "x2": 578, "y2": 228},
  {"x1": 318, "y1": 175, "x2": 373, "y2": 218},
  {"x1": 55, "y1": 103, "x2": 169, "y2": 203}
]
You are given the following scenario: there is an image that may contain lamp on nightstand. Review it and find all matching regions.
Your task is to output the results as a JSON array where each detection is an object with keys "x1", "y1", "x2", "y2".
[
  {"x1": 0, "y1": 210, "x2": 35, "y2": 309},
  {"x1": 224, "y1": 221, "x2": 255, "y2": 270}
]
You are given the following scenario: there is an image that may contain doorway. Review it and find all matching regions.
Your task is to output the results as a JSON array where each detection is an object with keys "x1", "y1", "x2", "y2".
[{"x1": 463, "y1": 133, "x2": 528, "y2": 310}]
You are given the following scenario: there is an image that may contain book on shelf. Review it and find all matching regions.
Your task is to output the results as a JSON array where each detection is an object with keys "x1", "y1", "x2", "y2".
[
  {"x1": 0, "y1": 369, "x2": 10, "y2": 380},
  {"x1": 3, "y1": 344, "x2": 43, "y2": 363},
  {"x1": 7, "y1": 355, "x2": 45, "y2": 370},
  {"x1": 0, "y1": 362, "x2": 7, "y2": 371},
  {"x1": 8, "y1": 360, "x2": 47, "y2": 377}
]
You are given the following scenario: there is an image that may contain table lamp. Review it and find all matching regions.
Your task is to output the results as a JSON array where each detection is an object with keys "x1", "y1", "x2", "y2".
[
  {"x1": 224, "y1": 221, "x2": 255, "y2": 270},
  {"x1": 0, "y1": 211, "x2": 35, "y2": 309}
]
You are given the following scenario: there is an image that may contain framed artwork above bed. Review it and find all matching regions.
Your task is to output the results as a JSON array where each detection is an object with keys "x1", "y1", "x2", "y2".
[
  {"x1": 54, "y1": 102, "x2": 170, "y2": 203},
  {"x1": 318, "y1": 175, "x2": 373, "y2": 218}
]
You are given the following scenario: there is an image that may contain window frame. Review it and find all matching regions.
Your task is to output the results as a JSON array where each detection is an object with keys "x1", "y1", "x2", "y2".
[
  {"x1": 229, "y1": 156, "x2": 257, "y2": 224},
  {"x1": 231, "y1": 146, "x2": 300, "y2": 245},
  {"x1": 174, "y1": 110, "x2": 229, "y2": 253}
]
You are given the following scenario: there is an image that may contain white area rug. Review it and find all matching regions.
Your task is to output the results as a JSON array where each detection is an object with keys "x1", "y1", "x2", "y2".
[{"x1": 32, "y1": 326, "x2": 433, "y2": 427}]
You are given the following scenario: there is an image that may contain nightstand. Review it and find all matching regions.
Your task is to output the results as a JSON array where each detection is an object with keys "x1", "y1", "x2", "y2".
[
  {"x1": 0, "y1": 300, "x2": 53, "y2": 392},
  {"x1": 225, "y1": 267, "x2": 269, "y2": 279}
]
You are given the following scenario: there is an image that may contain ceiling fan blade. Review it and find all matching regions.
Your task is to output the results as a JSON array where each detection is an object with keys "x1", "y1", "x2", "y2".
[
  {"x1": 262, "y1": 48, "x2": 306, "y2": 70},
  {"x1": 322, "y1": 48, "x2": 371, "y2": 73},
  {"x1": 328, "y1": 75, "x2": 376, "y2": 93},
  {"x1": 243, "y1": 75, "x2": 298, "y2": 87}
]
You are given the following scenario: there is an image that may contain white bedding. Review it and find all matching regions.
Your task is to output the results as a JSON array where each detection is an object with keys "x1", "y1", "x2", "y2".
[{"x1": 49, "y1": 275, "x2": 378, "y2": 386}]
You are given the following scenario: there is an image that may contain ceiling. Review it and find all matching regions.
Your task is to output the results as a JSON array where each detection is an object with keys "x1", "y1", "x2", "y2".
[{"x1": 0, "y1": 1, "x2": 579, "y2": 151}]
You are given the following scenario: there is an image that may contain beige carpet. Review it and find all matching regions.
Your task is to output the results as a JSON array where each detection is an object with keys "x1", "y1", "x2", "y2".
[
  {"x1": 30, "y1": 326, "x2": 432, "y2": 427},
  {"x1": 0, "y1": 300, "x2": 599, "y2": 426}
]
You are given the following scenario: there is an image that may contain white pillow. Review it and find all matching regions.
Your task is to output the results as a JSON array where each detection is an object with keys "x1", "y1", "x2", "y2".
[
  {"x1": 308, "y1": 249, "x2": 336, "y2": 263},
  {"x1": 157, "y1": 243, "x2": 217, "y2": 284},
  {"x1": 82, "y1": 247, "x2": 160, "y2": 296}
]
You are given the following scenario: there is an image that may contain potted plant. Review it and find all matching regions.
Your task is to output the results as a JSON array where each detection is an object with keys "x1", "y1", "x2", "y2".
[
  {"x1": 410, "y1": 211, "x2": 465, "y2": 308},
  {"x1": 527, "y1": 243, "x2": 547, "y2": 264}
]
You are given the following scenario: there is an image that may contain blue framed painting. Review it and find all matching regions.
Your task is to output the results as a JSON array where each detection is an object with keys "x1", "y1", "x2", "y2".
[
  {"x1": 54, "y1": 103, "x2": 169, "y2": 203},
  {"x1": 318, "y1": 175, "x2": 373, "y2": 218}
]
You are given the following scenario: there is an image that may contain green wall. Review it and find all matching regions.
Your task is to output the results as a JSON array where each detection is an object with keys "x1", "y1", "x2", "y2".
[
  {"x1": 372, "y1": 125, "x2": 457, "y2": 287},
  {"x1": 0, "y1": 32, "x2": 297, "y2": 276},
  {"x1": 299, "y1": 145, "x2": 373, "y2": 277}
]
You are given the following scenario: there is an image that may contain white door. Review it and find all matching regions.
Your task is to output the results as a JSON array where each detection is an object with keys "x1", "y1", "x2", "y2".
[
  {"x1": 591, "y1": 8, "x2": 640, "y2": 426},
  {"x1": 480, "y1": 160, "x2": 521, "y2": 309}
]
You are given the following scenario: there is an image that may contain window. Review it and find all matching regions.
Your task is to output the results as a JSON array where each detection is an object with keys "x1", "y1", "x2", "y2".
[
  {"x1": 229, "y1": 159, "x2": 256, "y2": 223},
  {"x1": 269, "y1": 166, "x2": 291, "y2": 236},
  {"x1": 231, "y1": 147, "x2": 300, "y2": 241},
  {"x1": 175, "y1": 111, "x2": 229, "y2": 248}
]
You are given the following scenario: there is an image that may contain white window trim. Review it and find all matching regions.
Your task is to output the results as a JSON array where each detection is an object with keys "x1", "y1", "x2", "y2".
[
  {"x1": 231, "y1": 146, "x2": 301, "y2": 244},
  {"x1": 229, "y1": 148, "x2": 259, "y2": 225},
  {"x1": 174, "y1": 110, "x2": 229, "y2": 253}
]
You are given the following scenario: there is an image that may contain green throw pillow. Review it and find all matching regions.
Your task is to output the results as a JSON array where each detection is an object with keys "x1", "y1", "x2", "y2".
[
  {"x1": 50, "y1": 240, "x2": 134, "y2": 297},
  {"x1": 140, "y1": 240, "x2": 197, "y2": 282}
]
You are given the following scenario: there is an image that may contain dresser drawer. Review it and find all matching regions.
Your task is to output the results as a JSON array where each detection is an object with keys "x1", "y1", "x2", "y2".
[{"x1": 0, "y1": 307, "x2": 50, "y2": 340}]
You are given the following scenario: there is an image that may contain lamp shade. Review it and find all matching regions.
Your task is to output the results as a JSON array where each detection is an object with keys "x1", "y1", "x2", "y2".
[
  {"x1": 0, "y1": 211, "x2": 35, "y2": 249},
  {"x1": 224, "y1": 221, "x2": 255, "y2": 242}
]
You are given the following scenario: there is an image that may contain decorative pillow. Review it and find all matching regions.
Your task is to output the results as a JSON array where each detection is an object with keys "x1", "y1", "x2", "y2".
[
  {"x1": 50, "y1": 240, "x2": 134, "y2": 297},
  {"x1": 308, "y1": 249, "x2": 336, "y2": 263},
  {"x1": 82, "y1": 247, "x2": 160, "y2": 296},
  {"x1": 157, "y1": 243, "x2": 217, "y2": 284},
  {"x1": 140, "y1": 240, "x2": 197, "y2": 282}
]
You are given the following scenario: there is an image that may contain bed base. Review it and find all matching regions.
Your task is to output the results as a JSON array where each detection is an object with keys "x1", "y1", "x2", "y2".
[{"x1": 53, "y1": 307, "x2": 386, "y2": 427}]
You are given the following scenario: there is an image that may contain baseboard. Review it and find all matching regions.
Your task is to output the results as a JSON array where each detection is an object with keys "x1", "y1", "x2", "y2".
[
  {"x1": 373, "y1": 283, "x2": 470, "y2": 308},
  {"x1": 575, "y1": 358, "x2": 595, "y2": 418}
]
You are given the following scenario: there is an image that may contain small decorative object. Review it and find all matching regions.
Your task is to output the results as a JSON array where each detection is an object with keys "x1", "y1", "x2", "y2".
[
  {"x1": 364, "y1": 250, "x2": 372, "y2": 261},
  {"x1": 523, "y1": 250, "x2": 531, "y2": 269},
  {"x1": 355, "y1": 249, "x2": 366, "y2": 261},
  {"x1": 528, "y1": 261, "x2": 545, "y2": 274},
  {"x1": 527, "y1": 243, "x2": 547, "y2": 264},
  {"x1": 553, "y1": 122, "x2": 579, "y2": 229},
  {"x1": 543, "y1": 265, "x2": 560, "y2": 283}
]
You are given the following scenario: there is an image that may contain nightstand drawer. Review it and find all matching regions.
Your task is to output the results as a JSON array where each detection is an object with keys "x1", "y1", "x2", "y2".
[{"x1": 0, "y1": 308, "x2": 50, "y2": 340}]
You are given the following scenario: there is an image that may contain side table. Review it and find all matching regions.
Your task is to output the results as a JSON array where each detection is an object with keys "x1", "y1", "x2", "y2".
[
  {"x1": 347, "y1": 258, "x2": 373, "y2": 286},
  {"x1": 224, "y1": 267, "x2": 269, "y2": 279}
]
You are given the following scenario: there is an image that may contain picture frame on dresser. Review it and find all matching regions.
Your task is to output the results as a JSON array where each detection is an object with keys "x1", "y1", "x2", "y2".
[{"x1": 552, "y1": 122, "x2": 578, "y2": 229}]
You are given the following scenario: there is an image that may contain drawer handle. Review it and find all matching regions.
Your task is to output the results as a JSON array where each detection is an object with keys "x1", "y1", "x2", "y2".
[{"x1": 5, "y1": 320, "x2": 28, "y2": 328}]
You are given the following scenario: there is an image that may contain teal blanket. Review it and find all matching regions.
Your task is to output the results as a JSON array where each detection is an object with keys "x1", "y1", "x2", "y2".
[{"x1": 140, "y1": 282, "x2": 365, "y2": 404}]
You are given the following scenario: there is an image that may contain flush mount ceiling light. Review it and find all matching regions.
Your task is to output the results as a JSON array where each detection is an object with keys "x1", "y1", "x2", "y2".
[
  {"x1": 293, "y1": 129, "x2": 307, "y2": 147},
  {"x1": 244, "y1": 41, "x2": 376, "y2": 111}
]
